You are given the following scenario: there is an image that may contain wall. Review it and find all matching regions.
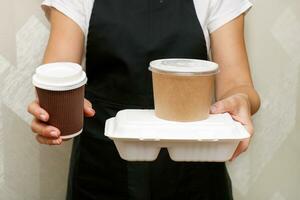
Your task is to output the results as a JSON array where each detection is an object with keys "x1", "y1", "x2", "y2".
[
  {"x1": 227, "y1": 0, "x2": 300, "y2": 199},
  {"x1": 0, "y1": 1, "x2": 72, "y2": 199},
  {"x1": 0, "y1": 0, "x2": 299, "y2": 199}
]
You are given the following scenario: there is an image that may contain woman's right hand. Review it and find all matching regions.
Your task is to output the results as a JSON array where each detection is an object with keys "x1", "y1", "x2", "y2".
[{"x1": 27, "y1": 98, "x2": 95, "y2": 145}]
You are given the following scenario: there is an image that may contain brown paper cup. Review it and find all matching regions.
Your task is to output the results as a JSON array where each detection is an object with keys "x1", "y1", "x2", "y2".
[
  {"x1": 149, "y1": 59, "x2": 218, "y2": 122},
  {"x1": 32, "y1": 62, "x2": 87, "y2": 139},
  {"x1": 36, "y1": 86, "x2": 85, "y2": 138}
]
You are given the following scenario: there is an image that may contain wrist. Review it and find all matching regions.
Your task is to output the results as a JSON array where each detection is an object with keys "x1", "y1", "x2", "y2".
[{"x1": 217, "y1": 85, "x2": 260, "y2": 115}]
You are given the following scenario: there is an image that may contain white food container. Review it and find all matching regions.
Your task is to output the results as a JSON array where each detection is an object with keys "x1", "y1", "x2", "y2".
[{"x1": 104, "y1": 110, "x2": 250, "y2": 162}]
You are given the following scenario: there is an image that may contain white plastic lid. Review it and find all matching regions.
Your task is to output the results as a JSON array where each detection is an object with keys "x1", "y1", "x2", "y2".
[
  {"x1": 149, "y1": 59, "x2": 219, "y2": 75},
  {"x1": 32, "y1": 62, "x2": 87, "y2": 91},
  {"x1": 105, "y1": 110, "x2": 250, "y2": 141}
]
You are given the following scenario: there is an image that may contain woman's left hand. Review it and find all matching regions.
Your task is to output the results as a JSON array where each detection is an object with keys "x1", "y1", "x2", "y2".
[{"x1": 210, "y1": 93, "x2": 254, "y2": 161}]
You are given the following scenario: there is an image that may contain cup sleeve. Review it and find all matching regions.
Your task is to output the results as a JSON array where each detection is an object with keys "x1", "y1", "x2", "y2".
[
  {"x1": 41, "y1": 0, "x2": 87, "y2": 35},
  {"x1": 207, "y1": 0, "x2": 253, "y2": 33}
]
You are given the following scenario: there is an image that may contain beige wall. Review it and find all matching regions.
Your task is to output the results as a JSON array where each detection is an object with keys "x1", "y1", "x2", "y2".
[
  {"x1": 227, "y1": 1, "x2": 300, "y2": 199},
  {"x1": 0, "y1": 0, "x2": 299, "y2": 199},
  {"x1": 0, "y1": 0, "x2": 72, "y2": 199}
]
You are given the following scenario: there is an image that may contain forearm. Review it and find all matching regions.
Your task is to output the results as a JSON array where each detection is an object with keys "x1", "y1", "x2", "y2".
[
  {"x1": 210, "y1": 15, "x2": 260, "y2": 115},
  {"x1": 43, "y1": 8, "x2": 84, "y2": 64},
  {"x1": 216, "y1": 84, "x2": 261, "y2": 115}
]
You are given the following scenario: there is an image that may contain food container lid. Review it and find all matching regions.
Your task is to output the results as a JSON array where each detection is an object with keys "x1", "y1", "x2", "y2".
[
  {"x1": 32, "y1": 62, "x2": 87, "y2": 91},
  {"x1": 105, "y1": 110, "x2": 250, "y2": 142},
  {"x1": 149, "y1": 59, "x2": 219, "y2": 76}
]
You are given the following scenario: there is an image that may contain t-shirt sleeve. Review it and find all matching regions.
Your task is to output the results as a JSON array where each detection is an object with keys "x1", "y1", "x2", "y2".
[
  {"x1": 41, "y1": 0, "x2": 87, "y2": 35},
  {"x1": 207, "y1": 0, "x2": 253, "y2": 33}
]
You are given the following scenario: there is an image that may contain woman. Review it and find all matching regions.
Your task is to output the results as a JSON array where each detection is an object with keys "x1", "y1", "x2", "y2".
[{"x1": 27, "y1": 0, "x2": 260, "y2": 199}]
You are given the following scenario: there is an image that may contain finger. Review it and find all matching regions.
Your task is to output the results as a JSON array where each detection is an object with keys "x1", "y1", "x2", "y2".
[
  {"x1": 84, "y1": 99, "x2": 95, "y2": 117},
  {"x1": 231, "y1": 115, "x2": 246, "y2": 124},
  {"x1": 243, "y1": 119, "x2": 254, "y2": 136},
  {"x1": 231, "y1": 114, "x2": 251, "y2": 128},
  {"x1": 36, "y1": 135, "x2": 62, "y2": 145},
  {"x1": 230, "y1": 139, "x2": 250, "y2": 161},
  {"x1": 31, "y1": 119, "x2": 60, "y2": 138},
  {"x1": 236, "y1": 109, "x2": 255, "y2": 136},
  {"x1": 210, "y1": 98, "x2": 235, "y2": 114},
  {"x1": 229, "y1": 99, "x2": 254, "y2": 136},
  {"x1": 84, "y1": 98, "x2": 92, "y2": 107},
  {"x1": 27, "y1": 100, "x2": 49, "y2": 122}
]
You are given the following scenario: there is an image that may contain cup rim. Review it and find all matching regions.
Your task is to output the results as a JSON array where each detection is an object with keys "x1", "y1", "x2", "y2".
[
  {"x1": 33, "y1": 76, "x2": 87, "y2": 91},
  {"x1": 149, "y1": 58, "x2": 219, "y2": 76}
]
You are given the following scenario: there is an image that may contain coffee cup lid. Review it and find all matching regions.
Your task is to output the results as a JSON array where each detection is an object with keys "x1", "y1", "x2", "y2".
[
  {"x1": 32, "y1": 62, "x2": 87, "y2": 91},
  {"x1": 149, "y1": 59, "x2": 219, "y2": 75}
]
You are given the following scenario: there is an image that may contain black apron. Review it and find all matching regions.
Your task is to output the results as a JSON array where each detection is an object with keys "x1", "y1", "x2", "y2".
[{"x1": 67, "y1": 1, "x2": 233, "y2": 199}]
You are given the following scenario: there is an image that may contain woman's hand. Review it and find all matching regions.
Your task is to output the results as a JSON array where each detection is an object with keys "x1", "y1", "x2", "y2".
[
  {"x1": 27, "y1": 8, "x2": 91, "y2": 145},
  {"x1": 210, "y1": 93, "x2": 254, "y2": 161},
  {"x1": 27, "y1": 98, "x2": 95, "y2": 145}
]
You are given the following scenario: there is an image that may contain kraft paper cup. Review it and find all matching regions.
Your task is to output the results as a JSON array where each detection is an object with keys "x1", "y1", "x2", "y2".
[
  {"x1": 149, "y1": 59, "x2": 219, "y2": 122},
  {"x1": 32, "y1": 62, "x2": 87, "y2": 139}
]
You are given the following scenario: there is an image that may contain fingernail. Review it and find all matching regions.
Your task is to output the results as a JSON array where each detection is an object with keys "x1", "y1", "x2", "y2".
[
  {"x1": 50, "y1": 131, "x2": 59, "y2": 137},
  {"x1": 89, "y1": 108, "x2": 95, "y2": 113},
  {"x1": 40, "y1": 114, "x2": 47, "y2": 121}
]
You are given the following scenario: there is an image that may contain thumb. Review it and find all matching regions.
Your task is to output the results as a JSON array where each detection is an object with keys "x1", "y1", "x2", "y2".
[
  {"x1": 210, "y1": 99, "x2": 233, "y2": 114},
  {"x1": 84, "y1": 99, "x2": 95, "y2": 117}
]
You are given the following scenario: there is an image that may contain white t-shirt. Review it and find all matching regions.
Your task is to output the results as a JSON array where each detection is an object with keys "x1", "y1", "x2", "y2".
[{"x1": 41, "y1": 0, "x2": 252, "y2": 57}]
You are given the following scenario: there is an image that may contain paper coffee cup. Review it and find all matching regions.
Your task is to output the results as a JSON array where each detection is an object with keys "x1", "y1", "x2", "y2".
[
  {"x1": 149, "y1": 59, "x2": 219, "y2": 122},
  {"x1": 32, "y1": 62, "x2": 87, "y2": 139}
]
